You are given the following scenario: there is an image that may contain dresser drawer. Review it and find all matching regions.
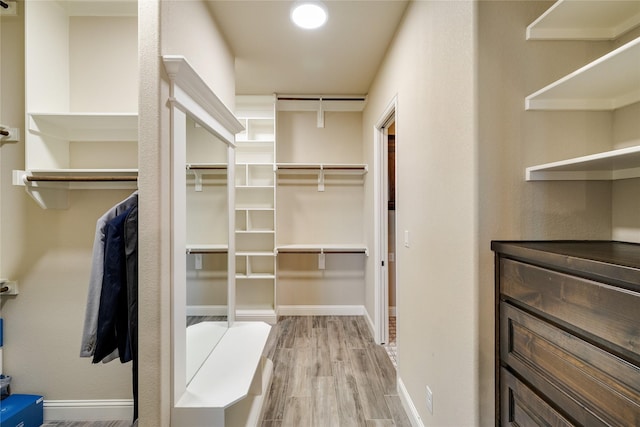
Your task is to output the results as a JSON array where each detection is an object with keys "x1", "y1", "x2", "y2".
[
  {"x1": 499, "y1": 258, "x2": 640, "y2": 365},
  {"x1": 500, "y1": 367, "x2": 574, "y2": 427},
  {"x1": 501, "y1": 302, "x2": 640, "y2": 427}
]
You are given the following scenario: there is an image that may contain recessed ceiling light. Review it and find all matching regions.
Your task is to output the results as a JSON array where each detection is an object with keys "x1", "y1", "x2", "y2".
[{"x1": 291, "y1": 1, "x2": 328, "y2": 30}]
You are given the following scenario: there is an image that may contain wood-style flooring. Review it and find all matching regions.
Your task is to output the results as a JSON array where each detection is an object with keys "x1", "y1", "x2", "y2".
[
  {"x1": 42, "y1": 316, "x2": 410, "y2": 427},
  {"x1": 259, "y1": 315, "x2": 411, "y2": 427}
]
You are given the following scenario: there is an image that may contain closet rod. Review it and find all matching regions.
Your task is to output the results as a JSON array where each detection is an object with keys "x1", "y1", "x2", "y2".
[
  {"x1": 277, "y1": 165, "x2": 365, "y2": 170},
  {"x1": 277, "y1": 97, "x2": 367, "y2": 102},
  {"x1": 278, "y1": 250, "x2": 366, "y2": 254},
  {"x1": 26, "y1": 175, "x2": 138, "y2": 182},
  {"x1": 186, "y1": 164, "x2": 227, "y2": 170}
]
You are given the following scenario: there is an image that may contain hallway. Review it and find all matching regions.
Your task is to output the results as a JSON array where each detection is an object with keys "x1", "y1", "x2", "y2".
[{"x1": 260, "y1": 316, "x2": 411, "y2": 427}]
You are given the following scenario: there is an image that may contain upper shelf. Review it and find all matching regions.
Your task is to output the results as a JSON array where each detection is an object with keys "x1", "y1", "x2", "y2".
[
  {"x1": 525, "y1": 36, "x2": 640, "y2": 111},
  {"x1": 28, "y1": 113, "x2": 138, "y2": 141},
  {"x1": 526, "y1": 144, "x2": 640, "y2": 181},
  {"x1": 527, "y1": 0, "x2": 640, "y2": 40},
  {"x1": 276, "y1": 163, "x2": 368, "y2": 173},
  {"x1": 276, "y1": 244, "x2": 368, "y2": 255}
]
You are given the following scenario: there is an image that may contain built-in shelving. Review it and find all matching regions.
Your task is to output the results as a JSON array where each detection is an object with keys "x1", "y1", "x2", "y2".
[
  {"x1": 276, "y1": 163, "x2": 367, "y2": 191},
  {"x1": 20, "y1": 1, "x2": 139, "y2": 209},
  {"x1": 525, "y1": 36, "x2": 640, "y2": 111},
  {"x1": 276, "y1": 244, "x2": 368, "y2": 255},
  {"x1": 234, "y1": 96, "x2": 277, "y2": 323},
  {"x1": 527, "y1": 0, "x2": 640, "y2": 40},
  {"x1": 276, "y1": 163, "x2": 368, "y2": 173},
  {"x1": 177, "y1": 321, "x2": 272, "y2": 422},
  {"x1": 28, "y1": 112, "x2": 137, "y2": 141},
  {"x1": 525, "y1": 1, "x2": 640, "y2": 185},
  {"x1": 526, "y1": 144, "x2": 640, "y2": 181}
]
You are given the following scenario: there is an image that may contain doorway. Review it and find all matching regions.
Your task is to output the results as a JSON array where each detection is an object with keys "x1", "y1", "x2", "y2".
[
  {"x1": 374, "y1": 96, "x2": 397, "y2": 358},
  {"x1": 385, "y1": 124, "x2": 397, "y2": 367}
]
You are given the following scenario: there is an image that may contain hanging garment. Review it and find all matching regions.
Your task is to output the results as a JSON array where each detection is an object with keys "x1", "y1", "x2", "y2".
[
  {"x1": 125, "y1": 204, "x2": 139, "y2": 421},
  {"x1": 93, "y1": 207, "x2": 133, "y2": 364},
  {"x1": 80, "y1": 192, "x2": 138, "y2": 359}
]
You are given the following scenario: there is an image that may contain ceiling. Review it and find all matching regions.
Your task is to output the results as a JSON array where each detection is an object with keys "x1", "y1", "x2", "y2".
[{"x1": 207, "y1": 1, "x2": 409, "y2": 96}]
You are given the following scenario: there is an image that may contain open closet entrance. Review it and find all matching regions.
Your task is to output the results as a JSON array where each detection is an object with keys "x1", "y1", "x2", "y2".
[{"x1": 374, "y1": 97, "x2": 397, "y2": 353}]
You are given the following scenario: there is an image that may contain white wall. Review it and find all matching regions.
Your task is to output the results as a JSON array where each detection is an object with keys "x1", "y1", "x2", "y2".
[{"x1": 364, "y1": 2, "x2": 478, "y2": 425}]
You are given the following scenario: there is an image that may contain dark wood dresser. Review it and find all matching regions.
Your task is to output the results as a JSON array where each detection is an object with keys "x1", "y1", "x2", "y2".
[{"x1": 491, "y1": 241, "x2": 640, "y2": 427}]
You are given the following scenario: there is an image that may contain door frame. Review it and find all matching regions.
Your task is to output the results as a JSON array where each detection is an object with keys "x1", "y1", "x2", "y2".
[{"x1": 373, "y1": 95, "x2": 397, "y2": 344}]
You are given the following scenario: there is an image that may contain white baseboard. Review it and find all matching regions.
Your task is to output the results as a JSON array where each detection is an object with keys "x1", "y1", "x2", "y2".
[
  {"x1": 236, "y1": 309, "x2": 278, "y2": 324},
  {"x1": 364, "y1": 308, "x2": 376, "y2": 339},
  {"x1": 186, "y1": 305, "x2": 227, "y2": 317},
  {"x1": 277, "y1": 305, "x2": 365, "y2": 316},
  {"x1": 44, "y1": 399, "x2": 133, "y2": 421},
  {"x1": 397, "y1": 378, "x2": 425, "y2": 427}
]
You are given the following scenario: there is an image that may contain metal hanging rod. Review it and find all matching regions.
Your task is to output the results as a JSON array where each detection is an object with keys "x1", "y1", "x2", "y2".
[
  {"x1": 277, "y1": 96, "x2": 367, "y2": 102},
  {"x1": 25, "y1": 175, "x2": 138, "y2": 182}
]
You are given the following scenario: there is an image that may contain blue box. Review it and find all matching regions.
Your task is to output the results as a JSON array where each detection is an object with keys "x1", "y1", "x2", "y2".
[{"x1": 0, "y1": 394, "x2": 44, "y2": 427}]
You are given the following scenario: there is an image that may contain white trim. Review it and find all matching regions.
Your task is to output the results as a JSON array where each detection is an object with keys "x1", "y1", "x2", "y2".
[
  {"x1": 373, "y1": 95, "x2": 397, "y2": 345},
  {"x1": 43, "y1": 399, "x2": 133, "y2": 421},
  {"x1": 236, "y1": 309, "x2": 278, "y2": 324},
  {"x1": 277, "y1": 305, "x2": 365, "y2": 316},
  {"x1": 364, "y1": 307, "x2": 376, "y2": 338},
  {"x1": 186, "y1": 305, "x2": 228, "y2": 317},
  {"x1": 397, "y1": 378, "x2": 425, "y2": 427}
]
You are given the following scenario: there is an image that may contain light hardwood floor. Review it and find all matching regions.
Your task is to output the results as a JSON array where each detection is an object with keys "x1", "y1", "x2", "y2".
[
  {"x1": 43, "y1": 316, "x2": 410, "y2": 427},
  {"x1": 259, "y1": 315, "x2": 411, "y2": 427}
]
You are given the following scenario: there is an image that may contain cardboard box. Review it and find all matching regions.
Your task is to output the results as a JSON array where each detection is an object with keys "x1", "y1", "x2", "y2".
[{"x1": 0, "y1": 394, "x2": 44, "y2": 427}]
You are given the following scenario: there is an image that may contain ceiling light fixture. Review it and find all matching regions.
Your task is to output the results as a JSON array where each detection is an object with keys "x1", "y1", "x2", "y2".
[{"x1": 291, "y1": 1, "x2": 328, "y2": 30}]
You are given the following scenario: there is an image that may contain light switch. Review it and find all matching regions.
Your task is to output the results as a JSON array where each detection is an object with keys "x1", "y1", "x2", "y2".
[{"x1": 404, "y1": 230, "x2": 410, "y2": 248}]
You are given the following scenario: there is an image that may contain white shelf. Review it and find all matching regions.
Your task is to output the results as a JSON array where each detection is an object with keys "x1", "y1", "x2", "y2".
[
  {"x1": 187, "y1": 163, "x2": 227, "y2": 171},
  {"x1": 525, "y1": 36, "x2": 640, "y2": 111},
  {"x1": 13, "y1": 169, "x2": 138, "y2": 209},
  {"x1": 236, "y1": 207, "x2": 275, "y2": 211},
  {"x1": 276, "y1": 244, "x2": 369, "y2": 255},
  {"x1": 526, "y1": 145, "x2": 640, "y2": 181},
  {"x1": 235, "y1": 273, "x2": 276, "y2": 280},
  {"x1": 276, "y1": 163, "x2": 368, "y2": 173},
  {"x1": 28, "y1": 112, "x2": 138, "y2": 141},
  {"x1": 236, "y1": 230, "x2": 275, "y2": 235},
  {"x1": 236, "y1": 251, "x2": 276, "y2": 257},
  {"x1": 186, "y1": 244, "x2": 229, "y2": 254},
  {"x1": 527, "y1": 0, "x2": 640, "y2": 40}
]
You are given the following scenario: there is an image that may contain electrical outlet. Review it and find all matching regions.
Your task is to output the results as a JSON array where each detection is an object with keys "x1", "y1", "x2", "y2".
[
  {"x1": 426, "y1": 385, "x2": 433, "y2": 414},
  {"x1": 0, "y1": 1, "x2": 18, "y2": 16},
  {"x1": 0, "y1": 280, "x2": 18, "y2": 296}
]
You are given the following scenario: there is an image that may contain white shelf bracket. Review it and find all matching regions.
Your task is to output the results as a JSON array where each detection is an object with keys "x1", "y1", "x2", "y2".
[
  {"x1": 318, "y1": 167, "x2": 325, "y2": 192},
  {"x1": 318, "y1": 250, "x2": 326, "y2": 270},
  {"x1": 194, "y1": 254, "x2": 203, "y2": 270},
  {"x1": 317, "y1": 98, "x2": 325, "y2": 128},
  {"x1": 193, "y1": 170, "x2": 203, "y2": 192}
]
